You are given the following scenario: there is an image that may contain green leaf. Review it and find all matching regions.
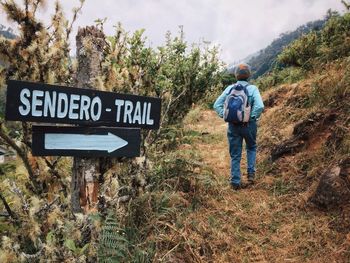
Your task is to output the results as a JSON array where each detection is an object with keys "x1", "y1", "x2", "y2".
[
  {"x1": 88, "y1": 213, "x2": 101, "y2": 222},
  {"x1": 78, "y1": 243, "x2": 90, "y2": 255},
  {"x1": 46, "y1": 231, "x2": 55, "y2": 244},
  {"x1": 64, "y1": 239, "x2": 77, "y2": 252}
]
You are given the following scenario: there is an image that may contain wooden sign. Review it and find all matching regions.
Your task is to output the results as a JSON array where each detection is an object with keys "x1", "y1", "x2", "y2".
[
  {"x1": 5, "y1": 80, "x2": 161, "y2": 130},
  {"x1": 32, "y1": 126, "x2": 141, "y2": 157}
]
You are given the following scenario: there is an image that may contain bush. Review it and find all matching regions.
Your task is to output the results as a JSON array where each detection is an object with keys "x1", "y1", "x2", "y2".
[
  {"x1": 277, "y1": 31, "x2": 319, "y2": 69},
  {"x1": 0, "y1": 161, "x2": 15, "y2": 175},
  {"x1": 254, "y1": 67, "x2": 305, "y2": 91},
  {"x1": 278, "y1": 12, "x2": 350, "y2": 69}
]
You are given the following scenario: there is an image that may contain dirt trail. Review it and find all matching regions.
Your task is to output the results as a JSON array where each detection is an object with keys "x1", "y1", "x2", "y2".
[
  {"x1": 186, "y1": 109, "x2": 265, "y2": 186},
  {"x1": 186, "y1": 110, "x2": 230, "y2": 178},
  {"x1": 183, "y1": 109, "x2": 271, "y2": 262}
]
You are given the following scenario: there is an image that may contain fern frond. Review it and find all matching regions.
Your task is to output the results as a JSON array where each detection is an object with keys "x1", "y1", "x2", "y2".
[{"x1": 97, "y1": 215, "x2": 129, "y2": 262}]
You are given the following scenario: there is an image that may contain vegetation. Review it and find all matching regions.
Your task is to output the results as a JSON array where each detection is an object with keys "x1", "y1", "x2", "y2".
[
  {"x1": 0, "y1": 0, "x2": 222, "y2": 262},
  {"x1": 246, "y1": 19, "x2": 326, "y2": 79},
  {"x1": 255, "y1": 8, "x2": 350, "y2": 91},
  {"x1": 277, "y1": 11, "x2": 350, "y2": 69},
  {"x1": 0, "y1": 0, "x2": 349, "y2": 262}
]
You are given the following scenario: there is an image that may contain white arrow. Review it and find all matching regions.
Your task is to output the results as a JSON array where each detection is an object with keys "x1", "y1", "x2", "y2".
[{"x1": 44, "y1": 132, "x2": 128, "y2": 153}]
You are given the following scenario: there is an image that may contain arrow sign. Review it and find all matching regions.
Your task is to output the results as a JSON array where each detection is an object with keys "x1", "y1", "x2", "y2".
[
  {"x1": 45, "y1": 133, "x2": 128, "y2": 153},
  {"x1": 32, "y1": 126, "x2": 140, "y2": 157}
]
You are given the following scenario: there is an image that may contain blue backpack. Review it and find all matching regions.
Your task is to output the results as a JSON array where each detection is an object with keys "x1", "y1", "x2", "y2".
[{"x1": 223, "y1": 84, "x2": 251, "y2": 123}]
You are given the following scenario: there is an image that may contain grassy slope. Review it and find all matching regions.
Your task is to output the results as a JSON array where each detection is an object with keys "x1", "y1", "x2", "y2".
[{"x1": 151, "y1": 62, "x2": 349, "y2": 262}]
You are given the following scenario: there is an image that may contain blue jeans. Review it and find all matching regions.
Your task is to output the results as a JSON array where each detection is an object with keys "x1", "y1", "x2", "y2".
[{"x1": 227, "y1": 121, "x2": 257, "y2": 185}]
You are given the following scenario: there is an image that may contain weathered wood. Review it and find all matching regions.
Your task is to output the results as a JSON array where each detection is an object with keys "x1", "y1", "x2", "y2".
[{"x1": 71, "y1": 26, "x2": 106, "y2": 213}]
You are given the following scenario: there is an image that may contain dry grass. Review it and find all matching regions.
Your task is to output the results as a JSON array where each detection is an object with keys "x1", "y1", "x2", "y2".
[{"x1": 148, "y1": 65, "x2": 350, "y2": 262}]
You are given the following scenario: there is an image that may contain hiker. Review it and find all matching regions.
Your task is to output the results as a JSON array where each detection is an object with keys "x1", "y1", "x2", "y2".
[{"x1": 213, "y1": 63, "x2": 264, "y2": 190}]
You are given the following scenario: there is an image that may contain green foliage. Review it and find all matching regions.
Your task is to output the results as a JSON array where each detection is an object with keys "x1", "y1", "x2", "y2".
[
  {"x1": 97, "y1": 25, "x2": 222, "y2": 262},
  {"x1": 247, "y1": 19, "x2": 326, "y2": 79},
  {"x1": 254, "y1": 67, "x2": 305, "y2": 91},
  {"x1": 0, "y1": 161, "x2": 15, "y2": 175},
  {"x1": 220, "y1": 71, "x2": 236, "y2": 87},
  {"x1": 0, "y1": 1, "x2": 223, "y2": 261},
  {"x1": 64, "y1": 239, "x2": 89, "y2": 256},
  {"x1": 102, "y1": 26, "x2": 223, "y2": 126},
  {"x1": 308, "y1": 58, "x2": 350, "y2": 107},
  {"x1": 98, "y1": 215, "x2": 129, "y2": 262},
  {"x1": 0, "y1": 1, "x2": 80, "y2": 84},
  {"x1": 278, "y1": 12, "x2": 350, "y2": 69},
  {"x1": 256, "y1": 9, "x2": 350, "y2": 90},
  {"x1": 277, "y1": 31, "x2": 319, "y2": 68}
]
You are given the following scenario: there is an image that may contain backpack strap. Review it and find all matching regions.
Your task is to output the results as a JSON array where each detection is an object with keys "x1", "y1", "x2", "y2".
[
  {"x1": 242, "y1": 84, "x2": 250, "y2": 107},
  {"x1": 228, "y1": 83, "x2": 250, "y2": 94},
  {"x1": 227, "y1": 83, "x2": 237, "y2": 95}
]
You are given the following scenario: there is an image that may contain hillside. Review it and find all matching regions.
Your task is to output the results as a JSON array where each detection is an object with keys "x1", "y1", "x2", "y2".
[
  {"x1": 0, "y1": 25, "x2": 16, "y2": 40},
  {"x1": 244, "y1": 19, "x2": 326, "y2": 79},
  {"x1": 126, "y1": 9, "x2": 350, "y2": 261},
  {"x1": 140, "y1": 55, "x2": 349, "y2": 262},
  {"x1": 171, "y1": 80, "x2": 349, "y2": 261},
  {"x1": 0, "y1": 24, "x2": 15, "y2": 68},
  {"x1": 124, "y1": 57, "x2": 349, "y2": 261}
]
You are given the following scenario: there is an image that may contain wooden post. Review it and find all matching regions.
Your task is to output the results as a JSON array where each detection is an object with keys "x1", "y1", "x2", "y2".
[{"x1": 71, "y1": 26, "x2": 106, "y2": 213}]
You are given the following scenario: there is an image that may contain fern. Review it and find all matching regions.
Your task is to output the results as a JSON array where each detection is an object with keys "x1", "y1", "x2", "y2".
[{"x1": 98, "y1": 215, "x2": 129, "y2": 263}]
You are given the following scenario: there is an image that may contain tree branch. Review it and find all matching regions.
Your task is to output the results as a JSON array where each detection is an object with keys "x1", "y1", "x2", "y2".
[
  {"x1": 42, "y1": 156, "x2": 60, "y2": 170},
  {"x1": 342, "y1": 0, "x2": 350, "y2": 10},
  {"x1": 0, "y1": 123, "x2": 40, "y2": 194},
  {"x1": 35, "y1": 196, "x2": 59, "y2": 218},
  {"x1": 32, "y1": 0, "x2": 42, "y2": 15},
  {"x1": 66, "y1": 0, "x2": 85, "y2": 39},
  {"x1": 0, "y1": 192, "x2": 20, "y2": 224}
]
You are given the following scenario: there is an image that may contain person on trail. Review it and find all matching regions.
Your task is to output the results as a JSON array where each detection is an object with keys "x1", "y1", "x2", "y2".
[{"x1": 213, "y1": 63, "x2": 264, "y2": 190}]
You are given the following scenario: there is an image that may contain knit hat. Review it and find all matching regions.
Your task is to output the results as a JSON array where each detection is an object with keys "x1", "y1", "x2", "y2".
[{"x1": 233, "y1": 63, "x2": 251, "y2": 80}]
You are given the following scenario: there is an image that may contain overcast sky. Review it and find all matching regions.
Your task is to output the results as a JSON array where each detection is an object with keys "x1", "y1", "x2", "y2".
[{"x1": 0, "y1": 0, "x2": 346, "y2": 63}]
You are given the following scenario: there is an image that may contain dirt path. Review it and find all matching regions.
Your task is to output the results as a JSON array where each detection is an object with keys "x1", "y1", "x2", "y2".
[
  {"x1": 183, "y1": 109, "x2": 271, "y2": 262},
  {"x1": 185, "y1": 109, "x2": 230, "y2": 178}
]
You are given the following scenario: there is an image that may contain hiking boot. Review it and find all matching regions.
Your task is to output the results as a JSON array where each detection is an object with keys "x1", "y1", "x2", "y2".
[
  {"x1": 247, "y1": 173, "x2": 255, "y2": 184},
  {"x1": 231, "y1": 183, "x2": 241, "y2": 190},
  {"x1": 231, "y1": 183, "x2": 248, "y2": 190}
]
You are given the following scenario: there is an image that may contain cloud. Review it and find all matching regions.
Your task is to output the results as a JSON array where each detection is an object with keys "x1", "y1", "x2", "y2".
[{"x1": 0, "y1": 0, "x2": 345, "y2": 63}]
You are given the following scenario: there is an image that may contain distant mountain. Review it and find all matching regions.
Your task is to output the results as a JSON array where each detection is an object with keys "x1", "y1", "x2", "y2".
[
  {"x1": 244, "y1": 19, "x2": 326, "y2": 79},
  {"x1": 0, "y1": 24, "x2": 16, "y2": 67},
  {"x1": 0, "y1": 24, "x2": 16, "y2": 40}
]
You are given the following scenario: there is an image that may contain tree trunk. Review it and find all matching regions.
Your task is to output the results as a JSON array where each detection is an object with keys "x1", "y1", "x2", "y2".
[{"x1": 71, "y1": 26, "x2": 106, "y2": 213}]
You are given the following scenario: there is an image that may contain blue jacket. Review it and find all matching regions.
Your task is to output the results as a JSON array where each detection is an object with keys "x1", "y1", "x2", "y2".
[{"x1": 213, "y1": 80, "x2": 264, "y2": 120}]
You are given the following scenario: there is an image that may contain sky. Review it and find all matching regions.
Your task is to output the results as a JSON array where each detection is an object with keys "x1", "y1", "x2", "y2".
[{"x1": 0, "y1": 0, "x2": 346, "y2": 63}]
